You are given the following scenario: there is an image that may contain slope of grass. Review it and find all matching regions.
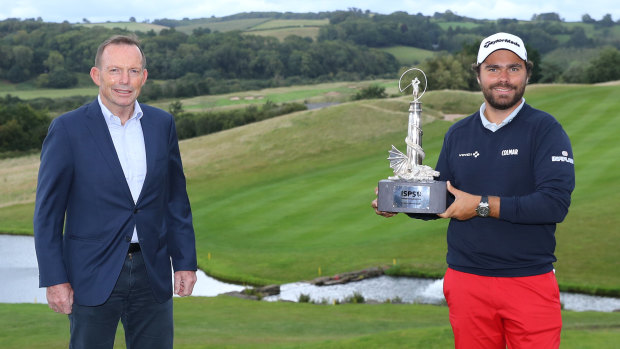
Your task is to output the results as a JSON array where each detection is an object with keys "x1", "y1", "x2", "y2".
[
  {"x1": 1, "y1": 84, "x2": 619, "y2": 294},
  {"x1": 2, "y1": 83, "x2": 620, "y2": 348},
  {"x1": 176, "y1": 18, "x2": 271, "y2": 34}
]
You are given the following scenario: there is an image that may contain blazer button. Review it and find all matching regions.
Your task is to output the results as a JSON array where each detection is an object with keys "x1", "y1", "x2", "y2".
[{"x1": 134, "y1": 208, "x2": 139, "y2": 214}]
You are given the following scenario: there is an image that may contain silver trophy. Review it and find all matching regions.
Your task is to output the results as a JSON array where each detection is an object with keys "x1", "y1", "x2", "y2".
[{"x1": 377, "y1": 68, "x2": 447, "y2": 214}]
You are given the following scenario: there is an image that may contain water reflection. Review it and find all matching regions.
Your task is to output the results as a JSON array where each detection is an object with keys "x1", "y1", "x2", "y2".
[
  {"x1": 0, "y1": 234, "x2": 243, "y2": 304},
  {"x1": 264, "y1": 276, "x2": 620, "y2": 312},
  {"x1": 2, "y1": 234, "x2": 619, "y2": 312},
  {"x1": 264, "y1": 276, "x2": 445, "y2": 305}
]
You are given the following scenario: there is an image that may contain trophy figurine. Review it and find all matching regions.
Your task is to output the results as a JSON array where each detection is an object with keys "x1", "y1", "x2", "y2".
[{"x1": 376, "y1": 68, "x2": 447, "y2": 214}]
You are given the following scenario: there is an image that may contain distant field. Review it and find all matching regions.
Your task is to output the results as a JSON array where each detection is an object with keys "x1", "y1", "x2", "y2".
[
  {"x1": 379, "y1": 46, "x2": 436, "y2": 66},
  {"x1": 76, "y1": 22, "x2": 169, "y2": 32},
  {"x1": 434, "y1": 21, "x2": 481, "y2": 30},
  {"x1": 243, "y1": 19, "x2": 328, "y2": 41},
  {"x1": 176, "y1": 18, "x2": 271, "y2": 34},
  {"x1": 248, "y1": 19, "x2": 329, "y2": 30},
  {"x1": 246, "y1": 26, "x2": 322, "y2": 41},
  {"x1": 0, "y1": 87, "x2": 97, "y2": 100},
  {"x1": 150, "y1": 80, "x2": 397, "y2": 111}
]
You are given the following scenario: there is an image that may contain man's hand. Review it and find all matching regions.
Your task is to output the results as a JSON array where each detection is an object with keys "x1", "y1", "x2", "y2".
[
  {"x1": 372, "y1": 187, "x2": 397, "y2": 218},
  {"x1": 46, "y1": 283, "x2": 73, "y2": 314},
  {"x1": 438, "y1": 181, "x2": 480, "y2": 221},
  {"x1": 174, "y1": 270, "x2": 197, "y2": 297}
]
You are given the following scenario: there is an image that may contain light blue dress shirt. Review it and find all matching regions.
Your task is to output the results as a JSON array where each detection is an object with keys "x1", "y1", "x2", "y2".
[
  {"x1": 98, "y1": 96, "x2": 146, "y2": 243},
  {"x1": 479, "y1": 98, "x2": 525, "y2": 132}
]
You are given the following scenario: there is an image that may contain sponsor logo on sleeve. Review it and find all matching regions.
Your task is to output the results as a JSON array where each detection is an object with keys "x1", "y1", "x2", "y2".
[{"x1": 551, "y1": 151, "x2": 574, "y2": 164}]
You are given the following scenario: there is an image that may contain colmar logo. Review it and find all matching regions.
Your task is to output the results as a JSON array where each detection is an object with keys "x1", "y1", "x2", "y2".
[{"x1": 501, "y1": 149, "x2": 519, "y2": 156}]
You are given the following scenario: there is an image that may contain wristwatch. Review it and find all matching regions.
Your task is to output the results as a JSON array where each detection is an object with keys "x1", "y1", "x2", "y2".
[{"x1": 476, "y1": 195, "x2": 490, "y2": 217}]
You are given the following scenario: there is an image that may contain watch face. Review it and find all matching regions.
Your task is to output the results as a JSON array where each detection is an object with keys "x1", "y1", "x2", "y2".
[
  {"x1": 477, "y1": 206, "x2": 490, "y2": 217},
  {"x1": 476, "y1": 204, "x2": 490, "y2": 217}
]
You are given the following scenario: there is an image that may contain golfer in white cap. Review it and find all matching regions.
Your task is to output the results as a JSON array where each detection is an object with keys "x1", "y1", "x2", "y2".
[{"x1": 373, "y1": 32, "x2": 575, "y2": 348}]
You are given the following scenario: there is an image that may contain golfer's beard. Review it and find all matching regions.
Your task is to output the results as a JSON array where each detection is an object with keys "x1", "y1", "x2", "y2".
[{"x1": 482, "y1": 82, "x2": 526, "y2": 110}]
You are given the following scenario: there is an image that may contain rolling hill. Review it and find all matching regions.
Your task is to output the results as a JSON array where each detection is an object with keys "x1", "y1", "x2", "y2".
[{"x1": 0, "y1": 84, "x2": 618, "y2": 295}]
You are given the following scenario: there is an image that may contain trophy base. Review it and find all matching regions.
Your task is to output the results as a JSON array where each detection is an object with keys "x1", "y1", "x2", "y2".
[{"x1": 377, "y1": 179, "x2": 447, "y2": 214}]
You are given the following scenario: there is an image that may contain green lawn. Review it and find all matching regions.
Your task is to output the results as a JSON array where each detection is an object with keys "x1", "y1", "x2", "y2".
[{"x1": 1, "y1": 297, "x2": 618, "y2": 348}]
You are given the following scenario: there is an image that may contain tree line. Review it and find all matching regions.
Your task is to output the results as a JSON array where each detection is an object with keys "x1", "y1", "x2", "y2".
[
  {"x1": 2, "y1": 11, "x2": 619, "y2": 93},
  {"x1": 2, "y1": 11, "x2": 620, "y2": 155},
  {"x1": 0, "y1": 18, "x2": 398, "y2": 92}
]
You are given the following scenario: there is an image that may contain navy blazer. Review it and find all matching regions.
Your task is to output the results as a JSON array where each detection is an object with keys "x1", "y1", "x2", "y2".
[{"x1": 33, "y1": 99, "x2": 197, "y2": 306}]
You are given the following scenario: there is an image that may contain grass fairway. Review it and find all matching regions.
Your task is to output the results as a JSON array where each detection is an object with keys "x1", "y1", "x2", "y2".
[
  {"x1": 1, "y1": 84, "x2": 619, "y2": 291},
  {"x1": 1, "y1": 84, "x2": 620, "y2": 347},
  {"x1": 0, "y1": 297, "x2": 618, "y2": 348}
]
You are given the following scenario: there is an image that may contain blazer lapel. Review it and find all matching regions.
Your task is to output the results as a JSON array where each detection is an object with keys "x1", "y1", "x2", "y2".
[
  {"x1": 137, "y1": 109, "x2": 158, "y2": 205},
  {"x1": 83, "y1": 100, "x2": 134, "y2": 203}
]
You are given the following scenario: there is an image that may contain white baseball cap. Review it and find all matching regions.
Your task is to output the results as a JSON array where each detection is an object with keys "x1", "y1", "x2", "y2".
[{"x1": 477, "y1": 32, "x2": 527, "y2": 64}]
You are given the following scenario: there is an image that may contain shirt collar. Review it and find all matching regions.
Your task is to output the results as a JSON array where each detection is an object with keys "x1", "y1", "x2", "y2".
[
  {"x1": 97, "y1": 95, "x2": 143, "y2": 126},
  {"x1": 479, "y1": 98, "x2": 525, "y2": 132}
]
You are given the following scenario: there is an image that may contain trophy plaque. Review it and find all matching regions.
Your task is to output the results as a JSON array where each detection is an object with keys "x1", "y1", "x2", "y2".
[{"x1": 377, "y1": 68, "x2": 447, "y2": 214}]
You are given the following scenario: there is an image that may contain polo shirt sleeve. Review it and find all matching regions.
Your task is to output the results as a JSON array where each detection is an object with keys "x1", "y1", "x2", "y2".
[{"x1": 500, "y1": 121, "x2": 575, "y2": 224}]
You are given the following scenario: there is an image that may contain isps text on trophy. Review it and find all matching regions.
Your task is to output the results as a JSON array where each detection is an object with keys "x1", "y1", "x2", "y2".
[{"x1": 377, "y1": 68, "x2": 447, "y2": 214}]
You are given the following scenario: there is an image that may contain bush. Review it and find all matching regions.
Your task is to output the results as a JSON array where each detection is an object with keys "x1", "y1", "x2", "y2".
[
  {"x1": 352, "y1": 84, "x2": 387, "y2": 100},
  {"x1": 344, "y1": 292, "x2": 365, "y2": 304},
  {"x1": 0, "y1": 95, "x2": 50, "y2": 153},
  {"x1": 174, "y1": 101, "x2": 307, "y2": 140}
]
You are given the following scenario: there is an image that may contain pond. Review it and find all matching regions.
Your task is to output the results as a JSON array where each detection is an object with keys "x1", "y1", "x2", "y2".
[
  {"x1": 2, "y1": 235, "x2": 619, "y2": 312},
  {"x1": 0, "y1": 234, "x2": 244, "y2": 303}
]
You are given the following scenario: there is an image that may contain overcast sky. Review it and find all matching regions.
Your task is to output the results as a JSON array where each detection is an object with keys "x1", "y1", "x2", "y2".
[{"x1": 1, "y1": 0, "x2": 618, "y2": 23}]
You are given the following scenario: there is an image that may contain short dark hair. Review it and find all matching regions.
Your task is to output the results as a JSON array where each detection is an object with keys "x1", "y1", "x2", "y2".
[
  {"x1": 472, "y1": 60, "x2": 534, "y2": 79},
  {"x1": 94, "y1": 35, "x2": 146, "y2": 69}
]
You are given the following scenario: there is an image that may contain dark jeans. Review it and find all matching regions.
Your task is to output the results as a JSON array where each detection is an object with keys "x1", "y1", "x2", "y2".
[{"x1": 69, "y1": 250, "x2": 173, "y2": 349}]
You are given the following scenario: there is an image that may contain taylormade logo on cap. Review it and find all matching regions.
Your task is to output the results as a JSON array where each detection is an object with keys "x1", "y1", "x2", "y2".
[{"x1": 477, "y1": 32, "x2": 527, "y2": 64}]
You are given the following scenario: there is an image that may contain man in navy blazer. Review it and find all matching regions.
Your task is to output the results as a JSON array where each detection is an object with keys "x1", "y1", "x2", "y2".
[{"x1": 33, "y1": 35, "x2": 197, "y2": 348}]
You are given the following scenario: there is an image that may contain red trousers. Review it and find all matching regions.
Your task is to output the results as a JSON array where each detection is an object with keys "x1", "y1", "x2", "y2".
[{"x1": 443, "y1": 268, "x2": 562, "y2": 349}]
